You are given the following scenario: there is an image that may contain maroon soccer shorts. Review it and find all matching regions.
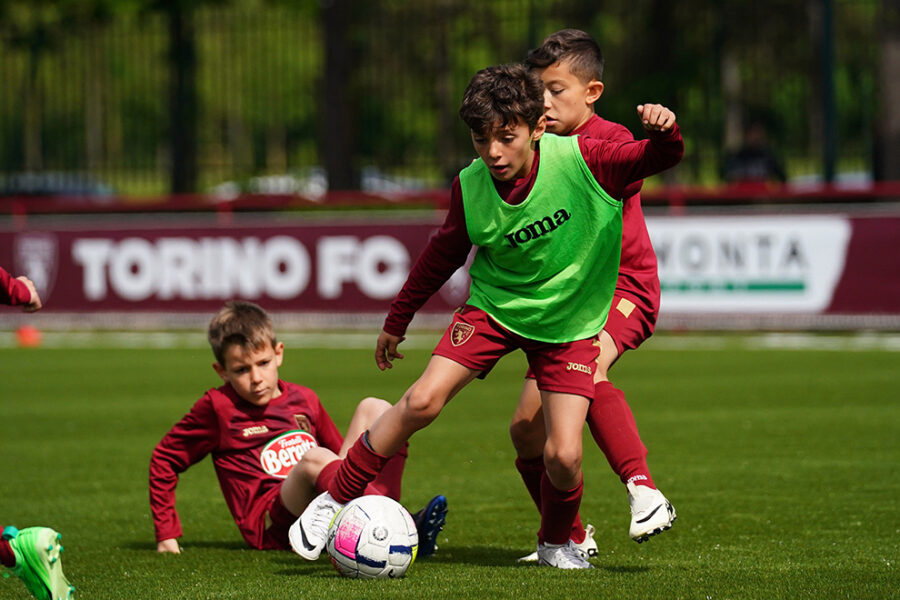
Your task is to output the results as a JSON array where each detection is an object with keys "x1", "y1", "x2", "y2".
[
  {"x1": 255, "y1": 486, "x2": 291, "y2": 550},
  {"x1": 523, "y1": 291, "x2": 658, "y2": 380},
  {"x1": 433, "y1": 305, "x2": 599, "y2": 399},
  {"x1": 603, "y1": 290, "x2": 658, "y2": 355}
]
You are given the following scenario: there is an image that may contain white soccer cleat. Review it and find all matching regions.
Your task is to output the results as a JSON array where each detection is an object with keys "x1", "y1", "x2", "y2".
[
  {"x1": 577, "y1": 523, "x2": 599, "y2": 557},
  {"x1": 517, "y1": 523, "x2": 598, "y2": 562},
  {"x1": 517, "y1": 548, "x2": 539, "y2": 563},
  {"x1": 536, "y1": 540, "x2": 594, "y2": 569},
  {"x1": 627, "y1": 482, "x2": 676, "y2": 543},
  {"x1": 288, "y1": 491, "x2": 344, "y2": 560}
]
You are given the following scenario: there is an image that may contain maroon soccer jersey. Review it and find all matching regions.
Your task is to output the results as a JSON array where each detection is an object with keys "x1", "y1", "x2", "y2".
[
  {"x1": 149, "y1": 380, "x2": 344, "y2": 545},
  {"x1": 574, "y1": 115, "x2": 661, "y2": 328},
  {"x1": 0, "y1": 267, "x2": 31, "y2": 306}
]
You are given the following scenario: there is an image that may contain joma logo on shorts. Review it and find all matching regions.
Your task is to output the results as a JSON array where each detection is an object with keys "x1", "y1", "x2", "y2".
[
  {"x1": 504, "y1": 209, "x2": 571, "y2": 248},
  {"x1": 566, "y1": 362, "x2": 592, "y2": 375}
]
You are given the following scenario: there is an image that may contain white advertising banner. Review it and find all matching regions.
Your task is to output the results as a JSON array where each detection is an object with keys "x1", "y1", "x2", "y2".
[{"x1": 646, "y1": 215, "x2": 852, "y2": 313}]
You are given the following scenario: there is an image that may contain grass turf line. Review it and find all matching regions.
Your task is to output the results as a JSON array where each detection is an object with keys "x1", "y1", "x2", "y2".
[{"x1": 0, "y1": 335, "x2": 897, "y2": 599}]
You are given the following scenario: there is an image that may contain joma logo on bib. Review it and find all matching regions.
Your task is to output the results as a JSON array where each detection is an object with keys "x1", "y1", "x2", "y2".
[
  {"x1": 260, "y1": 431, "x2": 318, "y2": 478},
  {"x1": 504, "y1": 209, "x2": 571, "y2": 248}
]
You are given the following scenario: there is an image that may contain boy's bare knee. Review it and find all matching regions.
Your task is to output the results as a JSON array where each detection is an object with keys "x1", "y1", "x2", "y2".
[
  {"x1": 297, "y1": 447, "x2": 331, "y2": 475},
  {"x1": 400, "y1": 388, "x2": 443, "y2": 427},
  {"x1": 543, "y1": 444, "x2": 582, "y2": 482},
  {"x1": 357, "y1": 396, "x2": 391, "y2": 419},
  {"x1": 509, "y1": 417, "x2": 544, "y2": 457}
]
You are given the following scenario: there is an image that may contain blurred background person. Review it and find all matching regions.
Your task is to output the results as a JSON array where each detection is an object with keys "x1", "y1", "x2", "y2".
[{"x1": 721, "y1": 118, "x2": 787, "y2": 188}]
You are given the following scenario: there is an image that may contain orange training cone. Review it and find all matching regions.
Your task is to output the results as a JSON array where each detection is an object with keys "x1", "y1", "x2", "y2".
[{"x1": 16, "y1": 325, "x2": 43, "y2": 348}]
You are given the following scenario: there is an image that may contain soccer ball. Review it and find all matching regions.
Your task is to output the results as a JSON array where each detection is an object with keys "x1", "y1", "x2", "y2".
[{"x1": 325, "y1": 495, "x2": 418, "y2": 579}]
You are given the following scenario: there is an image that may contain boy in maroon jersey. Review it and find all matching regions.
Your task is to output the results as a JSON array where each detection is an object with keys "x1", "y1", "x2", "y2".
[
  {"x1": 149, "y1": 300, "x2": 446, "y2": 555},
  {"x1": 510, "y1": 29, "x2": 675, "y2": 561},
  {"x1": 1, "y1": 266, "x2": 75, "y2": 600},
  {"x1": 290, "y1": 63, "x2": 682, "y2": 569}
]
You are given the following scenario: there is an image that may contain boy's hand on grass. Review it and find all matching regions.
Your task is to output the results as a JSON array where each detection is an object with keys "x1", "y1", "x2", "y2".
[
  {"x1": 637, "y1": 104, "x2": 676, "y2": 132},
  {"x1": 375, "y1": 330, "x2": 405, "y2": 371},
  {"x1": 157, "y1": 539, "x2": 181, "y2": 553}
]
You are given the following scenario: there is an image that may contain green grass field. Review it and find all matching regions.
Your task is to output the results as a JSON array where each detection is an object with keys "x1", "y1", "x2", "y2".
[{"x1": 1, "y1": 332, "x2": 898, "y2": 599}]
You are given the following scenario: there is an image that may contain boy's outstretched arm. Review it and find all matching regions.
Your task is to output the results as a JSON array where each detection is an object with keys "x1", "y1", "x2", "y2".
[
  {"x1": 149, "y1": 395, "x2": 219, "y2": 553},
  {"x1": 579, "y1": 105, "x2": 683, "y2": 197}
]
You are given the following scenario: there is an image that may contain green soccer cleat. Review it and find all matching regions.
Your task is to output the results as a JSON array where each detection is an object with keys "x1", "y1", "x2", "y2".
[{"x1": 3, "y1": 526, "x2": 75, "y2": 600}]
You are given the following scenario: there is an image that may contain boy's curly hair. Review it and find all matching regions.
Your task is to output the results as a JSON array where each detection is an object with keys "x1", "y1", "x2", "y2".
[
  {"x1": 525, "y1": 28, "x2": 604, "y2": 83},
  {"x1": 459, "y1": 63, "x2": 545, "y2": 135},
  {"x1": 208, "y1": 300, "x2": 277, "y2": 366}
]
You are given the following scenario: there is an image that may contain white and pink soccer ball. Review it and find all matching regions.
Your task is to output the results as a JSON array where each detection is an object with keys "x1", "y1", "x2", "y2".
[{"x1": 325, "y1": 495, "x2": 418, "y2": 579}]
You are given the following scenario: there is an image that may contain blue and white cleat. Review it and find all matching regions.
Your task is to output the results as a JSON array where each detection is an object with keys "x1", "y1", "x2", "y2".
[{"x1": 412, "y1": 495, "x2": 447, "y2": 558}]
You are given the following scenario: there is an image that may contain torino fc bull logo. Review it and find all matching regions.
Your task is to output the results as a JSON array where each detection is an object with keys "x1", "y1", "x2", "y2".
[
  {"x1": 14, "y1": 233, "x2": 58, "y2": 301},
  {"x1": 450, "y1": 322, "x2": 474, "y2": 347}
]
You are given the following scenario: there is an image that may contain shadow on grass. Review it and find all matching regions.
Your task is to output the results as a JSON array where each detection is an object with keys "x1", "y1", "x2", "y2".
[
  {"x1": 120, "y1": 540, "x2": 651, "y2": 574},
  {"x1": 120, "y1": 540, "x2": 248, "y2": 551},
  {"x1": 270, "y1": 545, "x2": 650, "y2": 572},
  {"x1": 600, "y1": 565, "x2": 650, "y2": 574}
]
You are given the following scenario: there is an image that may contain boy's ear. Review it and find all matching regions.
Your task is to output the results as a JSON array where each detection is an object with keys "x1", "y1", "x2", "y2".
[
  {"x1": 212, "y1": 361, "x2": 227, "y2": 380},
  {"x1": 532, "y1": 114, "x2": 547, "y2": 141},
  {"x1": 586, "y1": 80, "x2": 604, "y2": 105},
  {"x1": 274, "y1": 341, "x2": 284, "y2": 367}
]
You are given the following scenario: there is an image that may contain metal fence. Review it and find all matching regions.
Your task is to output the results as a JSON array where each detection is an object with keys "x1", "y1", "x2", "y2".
[{"x1": 0, "y1": 0, "x2": 884, "y2": 197}]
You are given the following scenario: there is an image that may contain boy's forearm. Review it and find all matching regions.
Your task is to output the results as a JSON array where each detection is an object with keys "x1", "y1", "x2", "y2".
[
  {"x1": 149, "y1": 483, "x2": 183, "y2": 542},
  {"x1": 149, "y1": 481, "x2": 183, "y2": 542},
  {"x1": 611, "y1": 125, "x2": 683, "y2": 194},
  {"x1": 149, "y1": 445, "x2": 185, "y2": 542},
  {"x1": 643, "y1": 123, "x2": 684, "y2": 173}
]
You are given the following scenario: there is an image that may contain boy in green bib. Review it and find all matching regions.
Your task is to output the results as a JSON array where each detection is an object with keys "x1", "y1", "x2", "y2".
[{"x1": 290, "y1": 63, "x2": 682, "y2": 570}]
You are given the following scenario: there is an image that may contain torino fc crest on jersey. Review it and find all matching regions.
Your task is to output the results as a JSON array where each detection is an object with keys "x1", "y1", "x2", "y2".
[
  {"x1": 259, "y1": 430, "x2": 318, "y2": 478},
  {"x1": 293, "y1": 414, "x2": 311, "y2": 431}
]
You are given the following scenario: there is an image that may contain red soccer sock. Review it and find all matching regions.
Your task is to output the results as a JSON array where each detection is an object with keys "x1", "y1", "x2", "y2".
[
  {"x1": 538, "y1": 474, "x2": 583, "y2": 545},
  {"x1": 314, "y1": 460, "x2": 342, "y2": 494},
  {"x1": 327, "y1": 433, "x2": 391, "y2": 504},
  {"x1": 514, "y1": 455, "x2": 544, "y2": 511},
  {"x1": 587, "y1": 381, "x2": 655, "y2": 489},
  {"x1": 516, "y1": 456, "x2": 587, "y2": 543},
  {"x1": 367, "y1": 442, "x2": 408, "y2": 501},
  {"x1": 0, "y1": 538, "x2": 14, "y2": 568},
  {"x1": 570, "y1": 520, "x2": 587, "y2": 545}
]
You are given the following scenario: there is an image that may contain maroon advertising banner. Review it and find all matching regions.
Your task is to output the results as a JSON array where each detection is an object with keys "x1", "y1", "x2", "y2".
[
  {"x1": 827, "y1": 215, "x2": 900, "y2": 314},
  {"x1": 1, "y1": 213, "x2": 898, "y2": 317},
  {"x1": 0, "y1": 216, "x2": 470, "y2": 314}
]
